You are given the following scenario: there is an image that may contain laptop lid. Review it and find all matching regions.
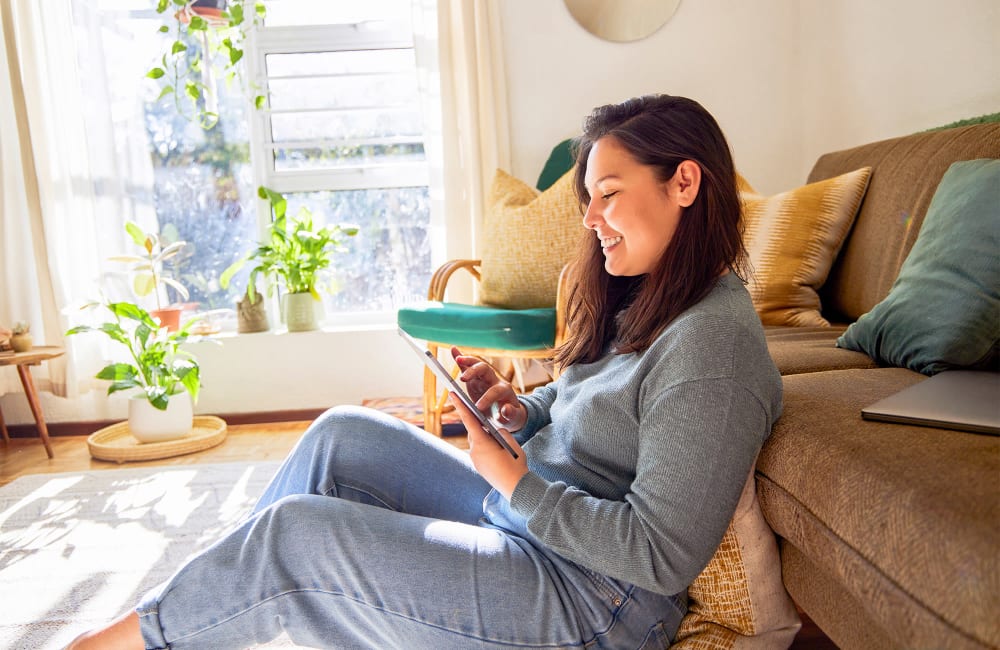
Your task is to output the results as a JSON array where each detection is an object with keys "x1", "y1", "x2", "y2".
[{"x1": 861, "y1": 370, "x2": 1000, "y2": 435}]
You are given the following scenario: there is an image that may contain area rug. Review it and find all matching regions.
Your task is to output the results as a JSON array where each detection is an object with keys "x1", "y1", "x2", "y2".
[
  {"x1": 361, "y1": 395, "x2": 466, "y2": 437},
  {"x1": 0, "y1": 461, "x2": 316, "y2": 649}
]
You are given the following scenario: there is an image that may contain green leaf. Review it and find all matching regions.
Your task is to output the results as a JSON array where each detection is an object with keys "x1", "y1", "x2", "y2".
[
  {"x1": 185, "y1": 81, "x2": 201, "y2": 101},
  {"x1": 229, "y1": 3, "x2": 244, "y2": 24},
  {"x1": 146, "y1": 67, "x2": 166, "y2": 80},
  {"x1": 107, "y1": 379, "x2": 141, "y2": 396},
  {"x1": 157, "y1": 85, "x2": 174, "y2": 102},
  {"x1": 96, "y1": 363, "x2": 139, "y2": 382},
  {"x1": 125, "y1": 221, "x2": 147, "y2": 247},
  {"x1": 219, "y1": 254, "x2": 249, "y2": 289},
  {"x1": 257, "y1": 186, "x2": 287, "y2": 219},
  {"x1": 171, "y1": 40, "x2": 188, "y2": 55},
  {"x1": 158, "y1": 25, "x2": 169, "y2": 33},
  {"x1": 175, "y1": 362, "x2": 200, "y2": 403},
  {"x1": 229, "y1": 47, "x2": 243, "y2": 66},
  {"x1": 188, "y1": 15, "x2": 208, "y2": 31},
  {"x1": 133, "y1": 273, "x2": 156, "y2": 297},
  {"x1": 156, "y1": 0, "x2": 169, "y2": 12},
  {"x1": 254, "y1": 94, "x2": 266, "y2": 110},
  {"x1": 147, "y1": 386, "x2": 170, "y2": 410}
]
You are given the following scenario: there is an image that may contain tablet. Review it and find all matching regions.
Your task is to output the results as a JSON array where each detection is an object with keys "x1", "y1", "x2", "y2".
[{"x1": 398, "y1": 328, "x2": 519, "y2": 458}]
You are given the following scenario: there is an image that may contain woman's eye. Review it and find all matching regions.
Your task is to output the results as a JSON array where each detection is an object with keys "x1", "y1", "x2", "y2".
[{"x1": 602, "y1": 191, "x2": 618, "y2": 200}]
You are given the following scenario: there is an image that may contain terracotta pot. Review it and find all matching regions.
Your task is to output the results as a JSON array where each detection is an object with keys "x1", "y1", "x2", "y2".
[
  {"x1": 128, "y1": 392, "x2": 193, "y2": 443},
  {"x1": 150, "y1": 307, "x2": 184, "y2": 332}
]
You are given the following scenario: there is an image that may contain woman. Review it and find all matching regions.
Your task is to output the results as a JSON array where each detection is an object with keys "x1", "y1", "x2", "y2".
[{"x1": 70, "y1": 95, "x2": 781, "y2": 649}]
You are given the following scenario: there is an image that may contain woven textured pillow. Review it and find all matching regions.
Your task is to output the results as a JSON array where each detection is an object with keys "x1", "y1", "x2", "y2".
[
  {"x1": 479, "y1": 169, "x2": 585, "y2": 309},
  {"x1": 672, "y1": 468, "x2": 801, "y2": 649},
  {"x1": 741, "y1": 168, "x2": 872, "y2": 326}
]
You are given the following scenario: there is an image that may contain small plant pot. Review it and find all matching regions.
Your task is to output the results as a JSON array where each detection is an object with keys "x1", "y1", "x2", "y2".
[
  {"x1": 128, "y1": 393, "x2": 194, "y2": 443},
  {"x1": 283, "y1": 292, "x2": 321, "y2": 332},
  {"x1": 10, "y1": 333, "x2": 32, "y2": 352},
  {"x1": 237, "y1": 292, "x2": 269, "y2": 333},
  {"x1": 150, "y1": 307, "x2": 184, "y2": 332}
]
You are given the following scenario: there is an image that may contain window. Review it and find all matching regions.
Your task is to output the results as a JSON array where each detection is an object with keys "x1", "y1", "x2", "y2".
[{"x1": 69, "y1": 0, "x2": 437, "y2": 329}]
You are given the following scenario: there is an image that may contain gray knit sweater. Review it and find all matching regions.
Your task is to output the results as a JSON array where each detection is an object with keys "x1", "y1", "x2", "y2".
[{"x1": 508, "y1": 273, "x2": 782, "y2": 596}]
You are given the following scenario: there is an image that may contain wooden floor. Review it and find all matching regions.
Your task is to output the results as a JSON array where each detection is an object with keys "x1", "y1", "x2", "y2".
[{"x1": 0, "y1": 423, "x2": 836, "y2": 648}]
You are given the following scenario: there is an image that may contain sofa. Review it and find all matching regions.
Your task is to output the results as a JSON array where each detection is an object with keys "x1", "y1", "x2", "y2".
[{"x1": 752, "y1": 121, "x2": 999, "y2": 649}]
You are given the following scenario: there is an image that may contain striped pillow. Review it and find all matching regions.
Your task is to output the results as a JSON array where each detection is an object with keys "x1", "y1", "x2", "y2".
[{"x1": 741, "y1": 168, "x2": 872, "y2": 326}]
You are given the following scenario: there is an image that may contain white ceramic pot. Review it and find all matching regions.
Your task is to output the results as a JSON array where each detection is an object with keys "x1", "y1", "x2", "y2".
[
  {"x1": 128, "y1": 392, "x2": 193, "y2": 443},
  {"x1": 283, "y1": 292, "x2": 320, "y2": 332}
]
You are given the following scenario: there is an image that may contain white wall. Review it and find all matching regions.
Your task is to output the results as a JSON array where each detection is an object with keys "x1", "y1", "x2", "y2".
[
  {"x1": 499, "y1": 0, "x2": 999, "y2": 195},
  {"x1": 797, "y1": 0, "x2": 1000, "y2": 169},
  {"x1": 3, "y1": 0, "x2": 997, "y2": 427}
]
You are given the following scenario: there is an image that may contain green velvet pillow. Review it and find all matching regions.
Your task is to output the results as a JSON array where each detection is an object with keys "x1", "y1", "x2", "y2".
[{"x1": 837, "y1": 159, "x2": 1000, "y2": 375}]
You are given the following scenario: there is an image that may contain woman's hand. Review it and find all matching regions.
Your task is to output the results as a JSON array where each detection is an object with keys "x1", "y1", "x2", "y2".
[
  {"x1": 451, "y1": 347, "x2": 527, "y2": 433},
  {"x1": 448, "y1": 392, "x2": 528, "y2": 499}
]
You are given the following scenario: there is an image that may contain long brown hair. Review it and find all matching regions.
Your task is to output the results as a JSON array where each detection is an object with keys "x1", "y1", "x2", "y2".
[{"x1": 556, "y1": 95, "x2": 746, "y2": 367}]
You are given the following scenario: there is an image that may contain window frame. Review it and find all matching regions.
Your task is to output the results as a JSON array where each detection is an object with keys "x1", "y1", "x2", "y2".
[{"x1": 244, "y1": 21, "x2": 430, "y2": 198}]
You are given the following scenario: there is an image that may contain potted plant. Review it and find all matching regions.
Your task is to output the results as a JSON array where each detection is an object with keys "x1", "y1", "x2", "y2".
[
  {"x1": 66, "y1": 301, "x2": 201, "y2": 442},
  {"x1": 10, "y1": 321, "x2": 32, "y2": 352},
  {"x1": 235, "y1": 286, "x2": 269, "y2": 333},
  {"x1": 109, "y1": 221, "x2": 190, "y2": 331},
  {"x1": 146, "y1": 0, "x2": 266, "y2": 128},
  {"x1": 220, "y1": 186, "x2": 358, "y2": 332}
]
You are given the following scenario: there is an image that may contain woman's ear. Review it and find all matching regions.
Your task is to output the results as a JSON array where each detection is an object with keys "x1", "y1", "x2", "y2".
[{"x1": 673, "y1": 160, "x2": 702, "y2": 207}]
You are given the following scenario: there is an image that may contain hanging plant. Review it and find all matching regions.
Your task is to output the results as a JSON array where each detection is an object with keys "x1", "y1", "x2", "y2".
[{"x1": 146, "y1": 0, "x2": 267, "y2": 128}]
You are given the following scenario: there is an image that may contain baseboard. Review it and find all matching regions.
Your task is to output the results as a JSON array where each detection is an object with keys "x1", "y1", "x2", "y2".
[{"x1": 4, "y1": 408, "x2": 328, "y2": 438}]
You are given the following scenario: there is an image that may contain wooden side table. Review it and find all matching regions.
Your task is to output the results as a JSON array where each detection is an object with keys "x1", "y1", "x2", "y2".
[{"x1": 0, "y1": 346, "x2": 65, "y2": 458}]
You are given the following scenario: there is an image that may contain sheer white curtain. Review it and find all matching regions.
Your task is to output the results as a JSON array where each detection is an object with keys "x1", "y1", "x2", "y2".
[
  {"x1": 0, "y1": 0, "x2": 129, "y2": 398},
  {"x1": 420, "y1": 0, "x2": 511, "y2": 286}
]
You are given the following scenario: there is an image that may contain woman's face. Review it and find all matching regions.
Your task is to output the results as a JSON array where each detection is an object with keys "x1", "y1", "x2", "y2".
[{"x1": 582, "y1": 136, "x2": 688, "y2": 277}]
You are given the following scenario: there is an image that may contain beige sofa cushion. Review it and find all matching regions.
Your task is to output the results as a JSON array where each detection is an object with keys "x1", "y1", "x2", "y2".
[
  {"x1": 741, "y1": 169, "x2": 871, "y2": 327},
  {"x1": 764, "y1": 326, "x2": 877, "y2": 375},
  {"x1": 757, "y1": 368, "x2": 1000, "y2": 648}
]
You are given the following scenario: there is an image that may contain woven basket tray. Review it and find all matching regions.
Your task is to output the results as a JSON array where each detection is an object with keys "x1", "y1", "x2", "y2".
[{"x1": 88, "y1": 415, "x2": 227, "y2": 463}]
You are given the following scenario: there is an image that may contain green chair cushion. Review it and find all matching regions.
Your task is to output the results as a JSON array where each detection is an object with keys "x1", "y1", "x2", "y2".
[{"x1": 398, "y1": 302, "x2": 556, "y2": 350}]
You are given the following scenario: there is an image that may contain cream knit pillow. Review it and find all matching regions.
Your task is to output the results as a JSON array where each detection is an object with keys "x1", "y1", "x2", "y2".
[
  {"x1": 672, "y1": 468, "x2": 801, "y2": 649},
  {"x1": 479, "y1": 169, "x2": 586, "y2": 309},
  {"x1": 741, "y1": 168, "x2": 872, "y2": 326}
]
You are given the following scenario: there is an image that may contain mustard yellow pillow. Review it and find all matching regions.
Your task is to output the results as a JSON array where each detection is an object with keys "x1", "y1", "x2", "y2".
[
  {"x1": 741, "y1": 168, "x2": 872, "y2": 326},
  {"x1": 479, "y1": 169, "x2": 586, "y2": 309},
  {"x1": 672, "y1": 469, "x2": 801, "y2": 649}
]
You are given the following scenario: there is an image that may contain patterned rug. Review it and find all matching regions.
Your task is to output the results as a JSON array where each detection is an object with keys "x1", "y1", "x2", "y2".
[
  {"x1": 360, "y1": 395, "x2": 467, "y2": 437},
  {"x1": 0, "y1": 461, "x2": 311, "y2": 649}
]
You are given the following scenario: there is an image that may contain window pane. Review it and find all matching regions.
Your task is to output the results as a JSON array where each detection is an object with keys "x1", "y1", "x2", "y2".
[
  {"x1": 72, "y1": 0, "x2": 257, "y2": 320},
  {"x1": 269, "y1": 107, "x2": 424, "y2": 143},
  {"x1": 273, "y1": 142, "x2": 425, "y2": 172},
  {"x1": 280, "y1": 189, "x2": 432, "y2": 313}
]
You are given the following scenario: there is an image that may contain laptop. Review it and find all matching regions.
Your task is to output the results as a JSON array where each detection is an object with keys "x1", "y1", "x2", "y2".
[{"x1": 861, "y1": 370, "x2": 1000, "y2": 435}]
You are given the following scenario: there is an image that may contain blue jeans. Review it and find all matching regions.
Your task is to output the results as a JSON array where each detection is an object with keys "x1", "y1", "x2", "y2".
[{"x1": 136, "y1": 406, "x2": 685, "y2": 649}]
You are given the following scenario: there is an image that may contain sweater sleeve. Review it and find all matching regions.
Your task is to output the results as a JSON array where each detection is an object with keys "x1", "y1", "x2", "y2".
[
  {"x1": 514, "y1": 381, "x2": 557, "y2": 443},
  {"x1": 508, "y1": 377, "x2": 769, "y2": 595}
]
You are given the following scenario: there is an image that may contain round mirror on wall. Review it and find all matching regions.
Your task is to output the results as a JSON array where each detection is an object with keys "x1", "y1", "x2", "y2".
[{"x1": 564, "y1": 0, "x2": 681, "y2": 43}]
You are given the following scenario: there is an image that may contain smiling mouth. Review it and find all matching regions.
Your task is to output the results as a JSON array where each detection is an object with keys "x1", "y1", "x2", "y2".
[{"x1": 600, "y1": 236, "x2": 622, "y2": 249}]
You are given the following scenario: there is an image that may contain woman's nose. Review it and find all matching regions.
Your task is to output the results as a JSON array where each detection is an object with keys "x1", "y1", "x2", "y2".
[{"x1": 583, "y1": 200, "x2": 601, "y2": 229}]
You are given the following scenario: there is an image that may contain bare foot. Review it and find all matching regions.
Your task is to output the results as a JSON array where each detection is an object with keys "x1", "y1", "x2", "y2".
[{"x1": 66, "y1": 611, "x2": 142, "y2": 649}]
